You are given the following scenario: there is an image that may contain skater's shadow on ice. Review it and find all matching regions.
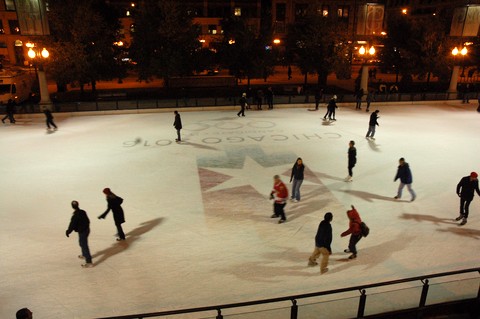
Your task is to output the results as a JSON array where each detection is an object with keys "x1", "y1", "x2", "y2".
[
  {"x1": 437, "y1": 227, "x2": 480, "y2": 239},
  {"x1": 221, "y1": 248, "x2": 313, "y2": 282},
  {"x1": 314, "y1": 172, "x2": 345, "y2": 182},
  {"x1": 400, "y1": 213, "x2": 457, "y2": 226},
  {"x1": 288, "y1": 199, "x2": 331, "y2": 222},
  {"x1": 182, "y1": 141, "x2": 219, "y2": 151},
  {"x1": 367, "y1": 139, "x2": 381, "y2": 152},
  {"x1": 339, "y1": 190, "x2": 401, "y2": 203},
  {"x1": 331, "y1": 235, "x2": 415, "y2": 274},
  {"x1": 92, "y1": 218, "x2": 164, "y2": 266},
  {"x1": 321, "y1": 119, "x2": 335, "y2": 126}
]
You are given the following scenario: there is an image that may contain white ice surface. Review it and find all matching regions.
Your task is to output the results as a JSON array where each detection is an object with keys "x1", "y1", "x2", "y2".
[{"x1": 0, "y1": 102, "x2": 479, "y2": 319}]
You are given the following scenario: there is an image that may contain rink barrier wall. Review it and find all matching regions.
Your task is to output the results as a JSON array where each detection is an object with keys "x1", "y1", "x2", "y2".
[
  {"x1": 11, "y1": 95, "x2": 472, "y2": 121},
  {"x1": 96, "y1": 267, "x2": 480, "y2": 319}
]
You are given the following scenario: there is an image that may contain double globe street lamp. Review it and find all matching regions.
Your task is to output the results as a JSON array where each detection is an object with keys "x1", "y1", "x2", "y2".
[
  {"x1": 358, "y1": 45, "x2": 376, "y2": 94},
  {"x1": 26, "y1": 43, "x2": 52, "y2": 108},
  {"x1": 448, "y1": 46, "x2": 467, "y2": 93}
]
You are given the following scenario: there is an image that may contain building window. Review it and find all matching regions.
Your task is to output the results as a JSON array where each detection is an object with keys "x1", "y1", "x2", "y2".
[
  {"x1": 208, "y1": 25, "x2": 217, "y2": 35},
  {"x1": 0, "y1": 20, "x2": 4, "y2": 34},
  {"x1": 8, "y1": 20, "x2": 20, "y2": 34},
  {"x1": 295, "y1": 3, "x2": 309, "y2": 18},
  {"x1": 337, "y1": 5, "x2": 349, "y2": 20},
  {"x1": 276, "y1": 3, "x2": 286, "y2": 21},
  {"x1": 322, "y1": 5, "x2": 329, "y2": 17},
  {"x1": 234, "y1": 7, "x2": 241, "y2": 16},
  {"x1": 4, "y1": 0, "x2": 16, "y2": 11}
]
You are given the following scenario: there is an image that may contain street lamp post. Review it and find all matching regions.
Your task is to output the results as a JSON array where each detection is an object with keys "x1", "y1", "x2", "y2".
[
  {"x1": 448, "y1": 46, "x2": 467, "y2": 93},
  {"x1": 358, "y1": 45, "x2": 376, "y2": 94},
  {"x1": 27, "y1": 44, "x2": 52, "y2": 110}
]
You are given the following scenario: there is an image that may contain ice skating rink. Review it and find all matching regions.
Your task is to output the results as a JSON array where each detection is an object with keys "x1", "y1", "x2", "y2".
[{"x1": 1, "y1": 102, "x2": 479, "y2": 319}]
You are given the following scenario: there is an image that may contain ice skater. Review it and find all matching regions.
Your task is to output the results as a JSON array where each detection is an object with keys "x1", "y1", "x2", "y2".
[
  {"x1": 237, "y1": 93, "x2": 247, "y2": 117},
  {"x1": 44, "y1": 108, "x2": 57, "y2": 131},
  {"x1": 455, "y1": 172, "x2": 480, "y2": 226},
  {"x1": 323, "y1": 95, "x2": 338, "y2": 121},
  {"x1": 270, "y1": 175, "x2": 288, "y2": 224},
  {"x1": 266, "y1": 87, "x2": 274, "y2": 109},
  {"x1": 290, "y1": 157, "x2": 305, "y2": 202},
  {"x1": 394, "y1": 158, "x2": 416, "y2": 201},
  {"x1": 341, "y1": 205, "x2": 362, "y2": 260},
  {"x1": 355, "y1": 88, "x2": 364, "y2": 110},
  {"x1": 98, "y1": 188, "x2": 126, "y2": 241},
  {"x1": 308, "y1": 212, "x2": 333, "y2": 274},
  {"x1": 173, "y1": 110, "x2": 182, "y2": 142},
  {"x1": 366, "y1": 91, "x2": 374, "y2": 112},
  {"x1": 366, "y1": 110, "x2": 380, "y2": 139},
  {"x1": 66, "y1": 201, "x2": 93, "y2": 268},
  {"x1": 2, "y1": 99, "x2": 16, "y2": 124},
  {"x1": 345, "y1": 141, "x2": 356, "y2": 182},
  {"x1": 314, "y1": 89, "x2": 323, "y2": 111}
]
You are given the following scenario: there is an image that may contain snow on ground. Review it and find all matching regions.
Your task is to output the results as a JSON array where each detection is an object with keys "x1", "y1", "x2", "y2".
[{"x1": 0, "y1": 102, "x2": 479, "y2": 319}]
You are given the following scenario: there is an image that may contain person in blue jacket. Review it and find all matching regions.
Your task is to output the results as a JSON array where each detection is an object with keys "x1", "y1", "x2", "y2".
[{"x1": 394, "y1": 158, "x2": 416, "y2": 202}]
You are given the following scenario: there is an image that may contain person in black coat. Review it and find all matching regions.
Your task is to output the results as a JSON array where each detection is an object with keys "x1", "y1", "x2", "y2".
[
  {"x1": 2, "y1": 99, "x2": 16, "y2": 124},
  {"x1": 66, "y1": 201, "x2": 93, "y2": 268},
  {"x1": 265, "y1": 87, "x2": 274, "y2": 109},
  {"x1": 314, "y1": 89, "x2": 323, "y2": 110},
  {"x1": 98, "y1": 188, "x2": 126, "y2": 241},
  {"x1": 345, "y1": 141, "x2": 356, "y2": 182},
  {"x1": 455, "y1": 172, "x2": 480, "y2": 225},
  {"x1": 394, "y1": 158, "x2": 416, "y2": 201},
  {"x1": 44, "y1": 108, "x2": 57, "y2": 130},
  {"x1": 323, "y1": 95, "x2": 338, "y2": 121},
  {"x1": 355, "y1": 88, "x2": 364, "y2": 110},
  {"x1": 173, "y1": 110, "x2": 182, "y2": 142},
  {"x1": 366, "y1": 110, "x2": 379, "y2": 139},
  {"x1": 308, "y1": 212, "x2": 333, "y2": 274},
  {"x1": 237, "y1": 93, "x2": 247, "y2": 117},
  {"x1": 290, "y1": 157, "x2": 305, "y2": 202}
]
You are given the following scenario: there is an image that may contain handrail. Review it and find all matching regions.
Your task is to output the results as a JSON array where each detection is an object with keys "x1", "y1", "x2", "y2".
[{"x1": 96, "y1": 267, "x2": 480, "y2": 319}]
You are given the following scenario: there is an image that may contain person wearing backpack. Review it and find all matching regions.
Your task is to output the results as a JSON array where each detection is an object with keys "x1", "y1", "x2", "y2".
[
  {"x1": 98, "y1": 188, "x2": 126, "y2": 241},
  {"x1": 341, "y1": 205, "x2": 363, "y2": 260}
]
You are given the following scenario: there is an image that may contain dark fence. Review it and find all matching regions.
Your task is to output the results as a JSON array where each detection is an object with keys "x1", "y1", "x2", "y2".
[
  {"x1": 96, "y1": 267, "x2": 480, "y2": 319},
  {"x1": 9, "y1": 91, "x2": 471, "y2": 114}
]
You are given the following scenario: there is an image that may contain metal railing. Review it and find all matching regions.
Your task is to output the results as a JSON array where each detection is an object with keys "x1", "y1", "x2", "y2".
[
  {"x1": 96, "y1": 267, "x2": 480, "y2": 319},
  {"x1": 8, "y1": 91, "x2": 472, "y2": 114}
]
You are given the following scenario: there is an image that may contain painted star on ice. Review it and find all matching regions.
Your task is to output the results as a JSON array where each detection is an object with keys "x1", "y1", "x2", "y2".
[{"x1": 205, "y1": 156, "x2": 318, "y2": 195}]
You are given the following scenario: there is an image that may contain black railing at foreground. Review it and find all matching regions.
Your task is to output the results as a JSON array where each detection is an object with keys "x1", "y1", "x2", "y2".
[
  {"x1": 96, "y1": 267, "x2": 480, "y2": 319},
  {"x1": 8, "y1": 91, "x2": 474, "y2": 114}
]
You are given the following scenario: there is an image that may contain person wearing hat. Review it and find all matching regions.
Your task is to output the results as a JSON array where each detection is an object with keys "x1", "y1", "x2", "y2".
[
  {"x1": 455, "y1": 172, "x2": 480, "y2": 225},
  {"x1": 394, "y1": 158, "x2": 416, "y2": 202},
  {"x1": 237, "y1": 93, "x2": 247, "y2": 117},
  {"x1": 308, "y1": 212, "x2": 333, "y2": 274},
  {"x1": 98, "y1": 188, "x2": 126, "y2": 241},
  {"x1": 270, "y1": 175, "x2": 288, "y2": 224},
  {"x1": 341, "y1": 205, "x2": 362, "y2": 260},
  {"x1": 66, "y1": 201, "x2": 93, "y2": 268},
  {"x1": 323, "y1": 95, "x2": 338, "y2": 121},
  {"x1": 366, "y1": 110, "x2": 380, "y2": 139}
]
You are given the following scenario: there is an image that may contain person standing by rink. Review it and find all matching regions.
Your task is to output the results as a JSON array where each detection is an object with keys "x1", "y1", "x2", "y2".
[
  {"x1": 308, "y1": 212, "x2": 333, "y2": 274},
  {"x1": 394, "y1": 158, "x2": 416, "y2": 202},
  {"x1": 290, "y1": 157, "x2": 305, "y2": 202},
  {"x1": 345, "y1": 141, "x2": 356, "y2": 182},
  {"x1": 366, "y1": 91, "x2": 374, "y2": 112},
  {"x1": 323, "y1": 95, "x2": 338, "y2": 121},
  {"x1": 270, "y1": 175, "x2": 288, "y2": 224},
  {"x1": 98, "y1": 188, "x2": 126, "y2": 241},
  {"x1": 44, "y1": 108, "x2": 58, "y2": 131},
  {"x1": 2, "y1": 99, "x2": 16, "y2": 124},
  {"x1": 66, "y1": 201, "x2": 93, "y2": 268},
  {"x1": 341, "y1": 205, "x2": 362, "y2": 260},
  {"x1": 366, "y1": 110, "x2": 380, "y2": 139},
  {"x1": 173, "y1": 110, "x2": 182, "y2": 142},
  {"x1": 266, "y1": 87, "x2": 274, "y2": 109},
  {"x1": 355, "y1": 88, "x2": 364, "y2": 110},
  {"x1": 314, "y1": 88, "x2": 323, "y2": 110},
  {"x1": 455, "y1": 172, "x2": 480, "y2": 226},
  {"x1": 237, "y1": 93, "x2": 247, "y2": 117}
]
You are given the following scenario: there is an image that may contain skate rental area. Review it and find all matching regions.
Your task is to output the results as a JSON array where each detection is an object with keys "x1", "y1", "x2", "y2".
[{"x1": 0, "y1": 102, "x2": 479, "y2": 318}]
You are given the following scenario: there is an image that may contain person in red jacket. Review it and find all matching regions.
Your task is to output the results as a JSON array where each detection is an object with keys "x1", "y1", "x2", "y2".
[
  {"x1": 270, "y1": 175, "x2": 288, "y2": 224},
  {"x1": 341, "y1": 205, "x2": 362, "y2": 260}
]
